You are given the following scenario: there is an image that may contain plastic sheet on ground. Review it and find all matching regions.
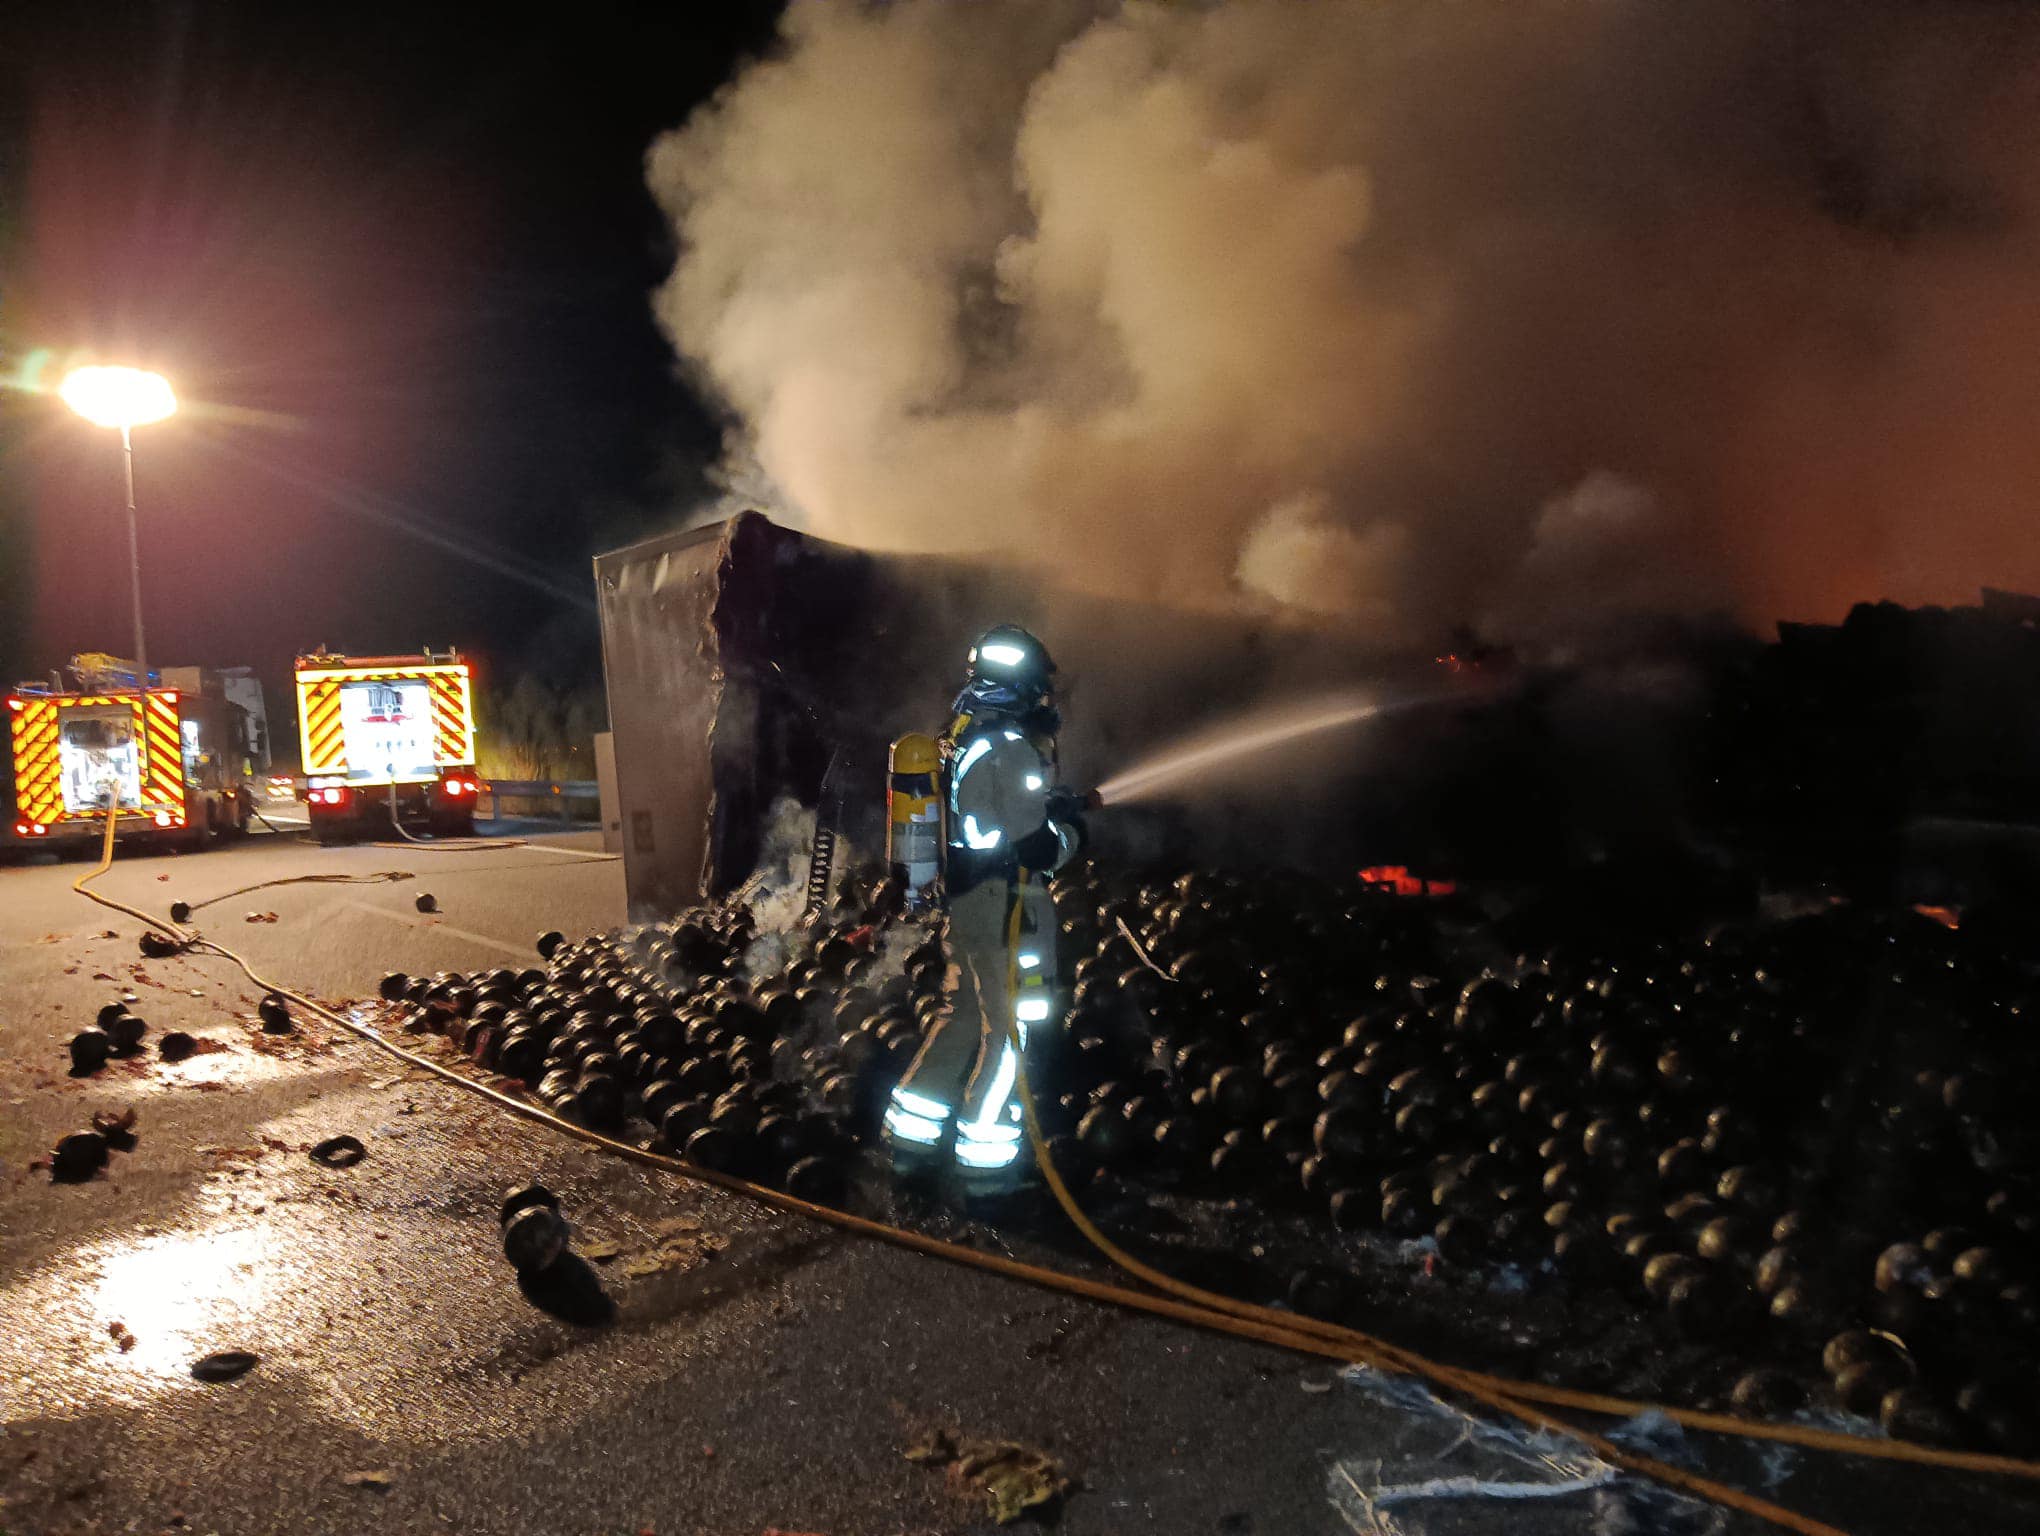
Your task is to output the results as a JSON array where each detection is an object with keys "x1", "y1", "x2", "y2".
[{"x1": 1327, "y1": 1367, "x2": 1728, "y2": 1536}]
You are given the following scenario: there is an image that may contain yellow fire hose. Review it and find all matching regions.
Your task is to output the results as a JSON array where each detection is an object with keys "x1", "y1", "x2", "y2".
[{"x1": 69, "y1": 811, "x2": 2040, "y2": 1536}]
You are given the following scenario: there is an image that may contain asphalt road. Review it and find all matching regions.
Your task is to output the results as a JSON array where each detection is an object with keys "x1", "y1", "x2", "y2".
[
  {"x1": 0, "y1": 817, "x2": 1347, "y2": 1536},
  {"x1": 3, "y1": 819, "x2": 2037, "y2": 1535}
]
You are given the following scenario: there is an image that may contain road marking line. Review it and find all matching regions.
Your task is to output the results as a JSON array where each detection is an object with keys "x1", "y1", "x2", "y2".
[
  {"x1": 501, "y1": 841, "x2": 617, "y2": 862},
  {"x1": 362, "y1": 838, "x2": 615, "y2": 862},
  {"x1": 343, "y1": 899, "x2": 534, "y2": 960}
]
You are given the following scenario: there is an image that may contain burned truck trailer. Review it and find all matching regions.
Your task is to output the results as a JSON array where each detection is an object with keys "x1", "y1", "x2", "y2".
[{"x1": 593, "y1": 513, "x2": 1415, "y2": 917}]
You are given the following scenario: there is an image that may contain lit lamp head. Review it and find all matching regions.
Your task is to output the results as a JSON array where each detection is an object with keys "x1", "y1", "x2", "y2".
[{"x1": 58, "y1": 366, "x2": 177, "y2": 430}]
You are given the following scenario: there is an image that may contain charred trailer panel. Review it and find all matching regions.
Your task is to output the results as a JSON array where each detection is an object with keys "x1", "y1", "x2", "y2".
[
  {"x1": 595, "y1": 515, "x2": 862, "y2": 916},
  {"x1": 593, "y1": 521, "x2": 725, "y2": 914}
]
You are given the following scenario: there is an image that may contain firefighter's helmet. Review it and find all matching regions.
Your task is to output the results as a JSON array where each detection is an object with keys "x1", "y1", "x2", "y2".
[{"x1": 959, "y1": 625, "x2": 1054, "y2": 714}]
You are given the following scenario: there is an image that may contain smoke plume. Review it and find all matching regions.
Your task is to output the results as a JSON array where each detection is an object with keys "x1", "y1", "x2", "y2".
[{"x1": 650, "y1": 0, "x2": 2040, "y2": 643}]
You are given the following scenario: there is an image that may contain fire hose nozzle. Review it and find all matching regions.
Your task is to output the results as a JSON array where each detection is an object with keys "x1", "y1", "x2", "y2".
[{"x1": 1049, "y1": 786, "x2": 1102, "y2": 817}]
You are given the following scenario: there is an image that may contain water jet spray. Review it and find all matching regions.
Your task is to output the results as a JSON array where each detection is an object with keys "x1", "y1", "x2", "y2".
[{"x1": 1093, "y1": 693, "x2": 1386, "y2": 806}]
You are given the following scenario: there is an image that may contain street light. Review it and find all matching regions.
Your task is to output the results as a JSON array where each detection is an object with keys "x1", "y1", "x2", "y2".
[{"x1": 59, "y1": 366, "x2": 177, "y2": 685}]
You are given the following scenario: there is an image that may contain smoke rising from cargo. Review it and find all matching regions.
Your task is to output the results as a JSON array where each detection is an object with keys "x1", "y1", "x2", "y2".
[{"x1": 650, "y1": 0, "x2": 2040, "y2": 644}]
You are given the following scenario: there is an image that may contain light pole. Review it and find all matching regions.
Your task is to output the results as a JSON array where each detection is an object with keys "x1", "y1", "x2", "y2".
[{"x1": 58, "y1": 366, "x2": 177, "y2": 686}]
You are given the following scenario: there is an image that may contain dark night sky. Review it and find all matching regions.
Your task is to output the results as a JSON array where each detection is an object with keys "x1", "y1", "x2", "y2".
[{"x1": 1, "y1": 1, "x2": 785, "y2": 699}]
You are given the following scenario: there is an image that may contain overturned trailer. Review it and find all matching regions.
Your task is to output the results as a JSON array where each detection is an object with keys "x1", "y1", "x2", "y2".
[
  {"x1": 595, "y1": 513, "x2": 1089, "y2": 914},
  {"x1": 594, "y1": 512, "x2": 1479, "y2": 918}
]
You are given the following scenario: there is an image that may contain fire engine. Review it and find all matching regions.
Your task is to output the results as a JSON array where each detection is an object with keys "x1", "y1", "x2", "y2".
[
  {"x1": 7, "y1": 655, "x2": 261, "y2": 852},
  {"x1": 295, "y1": 649, "x2": 481, "y2": 843}
]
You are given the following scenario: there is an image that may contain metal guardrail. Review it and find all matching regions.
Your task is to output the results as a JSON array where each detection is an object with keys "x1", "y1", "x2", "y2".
[{"x1": 479, "y1": 779, "x2": 599, "y2": 822}]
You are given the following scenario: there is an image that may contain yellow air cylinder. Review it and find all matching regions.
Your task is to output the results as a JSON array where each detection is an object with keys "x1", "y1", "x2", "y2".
[{"x1": 888, "y1": 732, "x2": 943, "y2": 906}]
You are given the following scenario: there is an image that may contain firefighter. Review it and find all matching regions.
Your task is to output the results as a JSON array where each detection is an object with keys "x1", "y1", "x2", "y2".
[{"x1": 882, "y1": 625, "x2": 1090, "y2": 1193}]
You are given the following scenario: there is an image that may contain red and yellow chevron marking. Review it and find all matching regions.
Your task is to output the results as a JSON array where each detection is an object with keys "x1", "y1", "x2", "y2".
[
  {"x1": 296, "y1": 663, "x2": 475, "y2": 776},
  {"x1": 12, "y1": 698, "x2": 64, "y2": 824},
  {"x1": 427, "y1": 670, "x2": 472, "y2": 766},
  {"x1": 141, "y1": 693, "x2": 183, "y2": 812},
  {"x1": 9, "y1": 692, "x2": 187, "y2": 826}
]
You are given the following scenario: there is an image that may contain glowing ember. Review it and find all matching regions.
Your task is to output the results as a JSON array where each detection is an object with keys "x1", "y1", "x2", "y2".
[{"x1": 1358, "y1": 865, "x2": 1457, "y2": 897}]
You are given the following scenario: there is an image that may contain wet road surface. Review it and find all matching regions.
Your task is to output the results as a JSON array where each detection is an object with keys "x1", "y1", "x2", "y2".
[
  {"x1": 3, "y1": 822, "x2": 2037, "y2": 1534},
  {"x1": 0, "y1": 822, "x2": 1345, "y2": 1536}
]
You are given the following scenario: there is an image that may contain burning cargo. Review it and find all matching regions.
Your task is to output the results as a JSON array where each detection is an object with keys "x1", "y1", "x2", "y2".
[{"x1": 394, "y1": 845, "x2": 2040, "y2": 1459}]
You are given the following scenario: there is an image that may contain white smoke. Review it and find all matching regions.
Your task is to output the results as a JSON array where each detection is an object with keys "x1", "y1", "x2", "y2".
[
  {"x1": 1485, "y1": 471, "x2": 1692, "y2": 642},
  {"x1": 651, "y1": 0, "x2": 2040, "y2": 640},
  {"x1": 1235, "y1": 492, "x2": 1410, "y2": 635},
  {"x1": 738, "y1": 795, "x2": 819, "y2": 974}
]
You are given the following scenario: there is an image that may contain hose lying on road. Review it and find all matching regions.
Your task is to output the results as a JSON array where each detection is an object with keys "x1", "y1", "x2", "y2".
[
  {"x1": 69, "y1": 809, "x2": 2040, "y2": 1536},
  {"x1": 378, "y1": 777, "x2": 527, "y2": 852},
  {"x1": 247, "y1": 800, "x2": 309, "y2": 839},
  {"x1": 369, "y1": 778, "x2": 620, "y2": 860},
  {"x1": 182, "y1": 870, "x2": 415, "y2": 913}
]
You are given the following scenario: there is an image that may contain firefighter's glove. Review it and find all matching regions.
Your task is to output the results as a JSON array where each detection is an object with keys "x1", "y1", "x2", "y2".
[{"x1": 1046, "y1": 786, "x2": 1093, "y2": 822}]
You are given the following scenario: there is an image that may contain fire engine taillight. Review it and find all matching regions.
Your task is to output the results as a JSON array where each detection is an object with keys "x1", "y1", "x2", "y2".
[{"x1": 153, "y1": 810, "x2": 174, "y2": 828}]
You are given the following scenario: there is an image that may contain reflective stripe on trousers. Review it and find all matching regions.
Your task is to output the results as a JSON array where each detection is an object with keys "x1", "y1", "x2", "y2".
[{"x1": 885, "y1": 876, "x2": 1058, "y2": 1172}]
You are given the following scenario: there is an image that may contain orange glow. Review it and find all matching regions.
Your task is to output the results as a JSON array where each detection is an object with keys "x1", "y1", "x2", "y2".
[{"x1": 1359, "y1": 864, "x2": 1457, "y2": 897}]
